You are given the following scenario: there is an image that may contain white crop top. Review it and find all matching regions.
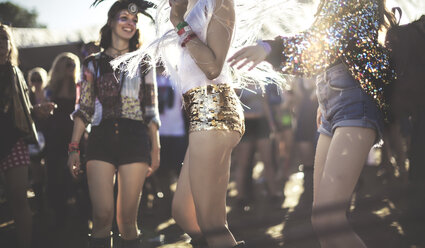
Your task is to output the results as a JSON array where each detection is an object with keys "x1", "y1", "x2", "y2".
[{"x1": 174, "y1": 0, "x2": 231, "y2": 93}]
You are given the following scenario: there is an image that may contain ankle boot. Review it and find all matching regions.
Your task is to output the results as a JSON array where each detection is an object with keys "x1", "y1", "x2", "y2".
[
  {"x1": 190, "y1": 236, "x2": 208, "y2": 248},
  {"x1": 119, "y1": 234, "x2": 142, "y2": 248},
  {"x1": 233, "y1": 241, "x2": 246, "y2": 248},
  {"x1": 88, "y1": 235, "x2": 112, "y2": 248}
]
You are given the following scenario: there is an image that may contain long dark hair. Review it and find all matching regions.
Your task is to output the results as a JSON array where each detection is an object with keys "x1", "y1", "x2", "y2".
[
  {"x1": 99, "y1": 1, "x2": 141, "y2": 52},
  {"x1": 0, "y1": 23, "x2": 19, "y2": 66}
]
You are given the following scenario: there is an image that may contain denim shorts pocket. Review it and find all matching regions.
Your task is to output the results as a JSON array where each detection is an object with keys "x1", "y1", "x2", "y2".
[{"x1": 327, "y1": 69, "x2": 358, "y2": 91}]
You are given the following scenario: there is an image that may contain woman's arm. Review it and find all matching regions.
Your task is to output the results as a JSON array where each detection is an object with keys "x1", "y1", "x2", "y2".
[
  {"x1": 147, "y1": 122, "x2": 160, "y2": 177},
  {"x1": 170, "y1": 0, "x2": 235, "y2": 80},
  {"x1": 142, "y1": 68, "x2": 161, "y2": 128},
  {"x1": 72, "y1": 58, "x2": 97, "y2": 126},
  {"x1": 228, "y1": 0, "x2": 377, "y2": 76},
  {"x1": 142, "y1": 68, "x2": 160, "y2": 176}
]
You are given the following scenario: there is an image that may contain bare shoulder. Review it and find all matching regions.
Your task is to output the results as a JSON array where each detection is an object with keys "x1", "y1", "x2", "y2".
[{"x1": 213, "y1": 0, "x2": 235, "y2": 17}]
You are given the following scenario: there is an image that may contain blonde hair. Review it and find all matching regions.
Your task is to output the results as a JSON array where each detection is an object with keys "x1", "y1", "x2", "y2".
[
  {"x1": 0, "y1": 23, "x2": 19, "y2": 66},
  {"x1": 27, "y1": 67, "x2": 48, "y2": 89},
  {"x1": 47, "y1": 52, "x2": 80, "y2": 98}
]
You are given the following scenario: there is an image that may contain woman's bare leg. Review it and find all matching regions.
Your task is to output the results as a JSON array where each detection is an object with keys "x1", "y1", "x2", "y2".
[
  {"x1": 4, "y1": 166, "x2": 32, "y2": 248},
  {"x1": 257, "y1": 138, "x2": 279, "y2": 197},
  {"x1": 312, "y1": 127, "x2": 375, "y2": 248},
  {"x1": 116, "y1": 162, "x2": 150, "y2": 240},
  {"x1": 189, "y1": 130, "x2": 240, "y2": 248},
  {"x1": 172, "y1": 150, "x2": 203, "y2": 238},
  {"x1": 86, "y1": 161, "x2": 116, "y2": 238},
  {"x1": 234, "y1": 141, "x2": 255, "y2": 201},
  {"x1": 313, "y1": 134, "x2": 332, "y2": 203}
]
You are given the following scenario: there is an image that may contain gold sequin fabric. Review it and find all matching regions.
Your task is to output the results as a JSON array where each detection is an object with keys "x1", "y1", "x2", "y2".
[
  {"x1": 277, "y1": 0, "x2": 395, "y2": 120},
  {"x1": 183, "y1": 84, "x2": 245, "y2": 136}
]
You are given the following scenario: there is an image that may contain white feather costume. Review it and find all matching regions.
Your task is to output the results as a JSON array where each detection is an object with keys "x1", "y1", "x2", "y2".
[{"x1": 112, "y1": 0, "x2": 318, "y2": 92}]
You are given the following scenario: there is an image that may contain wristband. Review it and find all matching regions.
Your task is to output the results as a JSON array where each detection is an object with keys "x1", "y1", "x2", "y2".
[
  {"x1": 181, "y1": 33, "x2": 197, "y2": 47},
  {"x1": 68, "y1": 142, "x2": 80, "y2": 155},
  {"x1": 257, "y1": 40, "x2": 272, "y2": 55},
  {"x1": 177, "y1": 25, "x2": 192, "y2": 36},
  {"x1": 68, "y1": 150, "x2": 80, "y2": 156},
  {"x1": 176, "y1": 21, "x2": 189, "y2": 31}
]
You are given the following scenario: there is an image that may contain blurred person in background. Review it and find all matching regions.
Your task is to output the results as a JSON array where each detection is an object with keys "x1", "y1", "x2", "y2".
[
  {"x1": 44, "y1": 52, "x2": 81, "y2": 228},
  {"x1": 27, "y1": 67, "x2": 50, "y2": 213},
  {"x1": 234, "y1": 85, "x2": 282, "y2": 209},
  {"x1": 0, "y1": 23, "x2": 54, "y2": 248}
]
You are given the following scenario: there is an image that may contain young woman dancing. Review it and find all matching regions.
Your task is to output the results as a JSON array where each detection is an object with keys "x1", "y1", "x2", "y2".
[
  {"x1": 114, "y1": 0, "x2": 246, "y2": 246},
  {"x1": 67, "y1": 1, "x2": 160, "y2": 247},
  {"x1": 167, "y1": 1, "x2": 245, "y2": 247},
  {"x1": 228, "y1": 0, "x2": 396, "y2": 247}
]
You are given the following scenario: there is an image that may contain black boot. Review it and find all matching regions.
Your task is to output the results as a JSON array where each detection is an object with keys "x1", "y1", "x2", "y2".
[
  {"x1": 119, "y1": 235, "x2": 142, "y2": 248},
  {"x1": 233, "y1": 241, "x2": 246, "y2": 248},
  {"x1": 88, "y1": 235, "x2": 112, "y2": 248},
  {"x1": 190, "y1": 236, "x2": 208, "y2": 248}
]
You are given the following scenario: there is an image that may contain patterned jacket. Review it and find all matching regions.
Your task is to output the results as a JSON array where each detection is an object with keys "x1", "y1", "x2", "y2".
[{"x1": 72, "y1": 52, "x2": 160, "y2": 127}]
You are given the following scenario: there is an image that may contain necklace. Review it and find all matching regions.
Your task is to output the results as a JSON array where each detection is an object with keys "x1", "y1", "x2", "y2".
[{"x1": 108, "y1": 46, "x2": 129, "y2": 57}]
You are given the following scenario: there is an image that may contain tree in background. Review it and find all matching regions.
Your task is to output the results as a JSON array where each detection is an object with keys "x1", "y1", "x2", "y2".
[{"x1": 0, "y1": 1, "x2": 46, "y2": 28}]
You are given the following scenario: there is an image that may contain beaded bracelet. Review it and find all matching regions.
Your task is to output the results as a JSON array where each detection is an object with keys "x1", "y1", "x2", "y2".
[
  {"x1": 68, "y1": 142, "x2": 80, "y2": 155},
  {"x1": 68, "y1": 150, "x2": 80, "y2": 156}
]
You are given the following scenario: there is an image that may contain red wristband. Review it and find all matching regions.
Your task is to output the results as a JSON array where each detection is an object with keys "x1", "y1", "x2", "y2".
[{"x1": 181, "y1": 33, "x2": 197, "y2": 47}]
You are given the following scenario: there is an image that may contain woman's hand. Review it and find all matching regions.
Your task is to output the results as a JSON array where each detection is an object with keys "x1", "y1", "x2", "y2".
[
  {"x1": 67, "y1": 152, "x2": 83, "y2": 179},
  {"x1": 147, "y1": 146, "x2": 160, "y2": 177},
  {"x1": 227, "y1": 44, "x2": 269, "y2": 70},
  {"x1": 169, "y1": 0, "x2": 188, "y2": 27}
]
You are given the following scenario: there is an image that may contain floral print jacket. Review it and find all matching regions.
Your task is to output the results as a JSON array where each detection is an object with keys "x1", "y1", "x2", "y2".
[{"x1": 72, "y1": 52, "x2": 160, "y2": 127}]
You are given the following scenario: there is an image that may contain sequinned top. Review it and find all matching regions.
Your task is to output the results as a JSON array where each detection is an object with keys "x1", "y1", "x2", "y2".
[
  {"x1": 72, "y1": 52, "x2": 160, "y2": 127},
  {"x1": 265, "y1": 0, "x2": 395, "y2": 119}
]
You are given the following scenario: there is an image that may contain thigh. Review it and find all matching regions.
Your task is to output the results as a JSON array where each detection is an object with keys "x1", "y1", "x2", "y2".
[
  {"x1": 188, "y1": 131, "x2": 239, "y2": 216},
  {"x1": 173, "y1": 150, "x2": 195, "y2": 208},
  {"x1": 315, "y1": 127, "x2": 376, "y2": 208},
  {"x1": 116, "y1": 162, "x2": 150, "y2": 216},
  {"x1": 313, "y1": 134, "x2": 332, "y2": 204},
  {"x1": 86, "y1": 161, "x2": 116, "y2": 214}
]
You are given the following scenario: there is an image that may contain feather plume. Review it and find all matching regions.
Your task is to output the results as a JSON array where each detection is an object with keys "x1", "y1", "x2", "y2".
[{"x1": 111, "y1": 0, "x2": 319, "y2": 91}]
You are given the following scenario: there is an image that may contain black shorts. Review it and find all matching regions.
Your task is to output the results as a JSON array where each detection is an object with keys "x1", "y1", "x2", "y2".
[
  {"x1": 241, "y1": 118, "x2": 270, "y2": 142},
  {"x1": 86, "y1": 118, "x2": 151, "y2": 167}
]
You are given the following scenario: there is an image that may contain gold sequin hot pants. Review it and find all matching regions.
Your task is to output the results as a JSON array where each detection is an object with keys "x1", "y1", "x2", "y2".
[{"x1": 183, "y1": 84, "x2": 245, "y2": 136}]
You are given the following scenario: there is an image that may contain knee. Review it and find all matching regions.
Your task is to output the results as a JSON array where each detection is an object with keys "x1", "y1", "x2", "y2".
[
  {"x1": 116, "y1": 211, "x2": 137, "y2": 229},
  {"x1": 93, "y1": 208, "x2": 114, "y2": 228}
]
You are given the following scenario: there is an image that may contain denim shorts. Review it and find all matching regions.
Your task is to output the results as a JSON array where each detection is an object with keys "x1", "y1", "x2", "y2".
[{"x1": 316, "y1": 63, "x2": 383, "y2": 141}]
